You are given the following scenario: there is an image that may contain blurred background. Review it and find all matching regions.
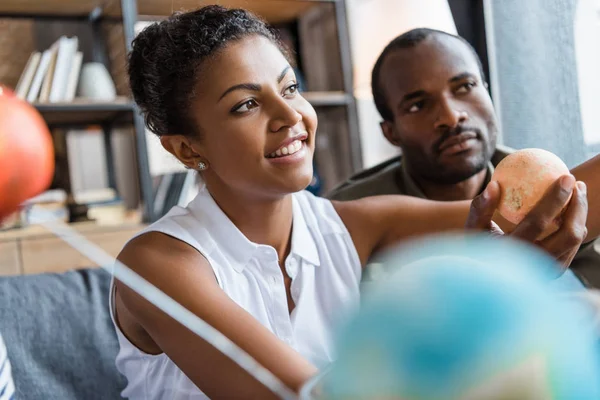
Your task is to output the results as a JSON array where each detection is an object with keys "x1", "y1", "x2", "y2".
[{"x1": 0, "y1": 0, "x2": 598, "y2": 275}]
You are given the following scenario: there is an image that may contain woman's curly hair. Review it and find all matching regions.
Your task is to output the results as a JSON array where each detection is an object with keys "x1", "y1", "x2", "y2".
[{"x1": 128, "y1": 5, "x2": 283, "y2": 137}]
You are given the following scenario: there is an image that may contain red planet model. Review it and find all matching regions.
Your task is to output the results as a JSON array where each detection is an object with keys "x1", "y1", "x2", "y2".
[{"x1": 0, "y1": 85, "x2": 55, "y2": 220}]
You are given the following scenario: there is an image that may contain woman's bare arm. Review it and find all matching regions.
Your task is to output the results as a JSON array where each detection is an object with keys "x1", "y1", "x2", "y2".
[
  {"x1": 334, "y1": 173, "x2": 588, "y2": 268},
  {"x1": 114, "y1": 232, "x2": 317, "y2": 399},
  {"x1": 334, "y1": 195, "x2": 469, "y2": 265}
]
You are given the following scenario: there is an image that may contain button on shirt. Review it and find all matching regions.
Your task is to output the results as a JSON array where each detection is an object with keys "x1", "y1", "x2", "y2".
[{"x1": 110, "y1": 187, "x2": 362, "y2": 400}]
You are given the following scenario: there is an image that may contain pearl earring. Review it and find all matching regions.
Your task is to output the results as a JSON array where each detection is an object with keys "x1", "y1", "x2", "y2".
[{"x1": 197, "y1": 161, "x2": 207, "y2": 171}]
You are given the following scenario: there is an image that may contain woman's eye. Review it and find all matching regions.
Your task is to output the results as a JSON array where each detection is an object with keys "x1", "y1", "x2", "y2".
[
  {"x1": 232, "y1": 99, "x2": 259, "y2": 113},
  {"x1": 283, "y1": 84, "x2": 299, "y2": 97},
  {"x1": 456, "y1": 82, "x2": 476, "y2": 94},
  {"x1": 408, "y1": 100, "x2": 424, "y2": 113}
]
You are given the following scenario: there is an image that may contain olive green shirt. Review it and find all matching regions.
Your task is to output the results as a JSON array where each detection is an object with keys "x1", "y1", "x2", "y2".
[
  {"x1": 328, "y1": 146, "x2": 511, "y2": 201},
  {"x1": 326, "y1": 145, "x2": 600, "y2": 288}
]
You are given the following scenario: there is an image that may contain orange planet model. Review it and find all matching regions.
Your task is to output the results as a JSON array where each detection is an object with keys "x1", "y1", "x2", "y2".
[
  {"x1": 0, "y1": 85, "x2": 55, "y2": 220},
  {"x1": 491, "y1": 148, "x2": 570, "y2": 235}
]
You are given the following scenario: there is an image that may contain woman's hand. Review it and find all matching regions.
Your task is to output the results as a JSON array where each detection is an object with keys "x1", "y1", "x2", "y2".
[{"x1": 466, "y1": 175, "x2": 588, "y2": 271}]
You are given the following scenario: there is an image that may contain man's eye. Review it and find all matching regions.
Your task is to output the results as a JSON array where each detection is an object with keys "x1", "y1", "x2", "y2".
[
  {"x1": 408, "y1": 101, "x2": 424, "y2": 113},
  {"x1": 456, "y1": 82, "x2": 476, "y2": 94}
]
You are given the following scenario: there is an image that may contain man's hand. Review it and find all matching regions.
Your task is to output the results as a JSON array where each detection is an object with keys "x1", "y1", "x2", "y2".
[{"x1": 466, "y1": 175, "x2": 588, "y2": 272}]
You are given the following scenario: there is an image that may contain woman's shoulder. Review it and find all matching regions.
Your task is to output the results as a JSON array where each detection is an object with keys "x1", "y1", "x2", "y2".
[
  {"x1": 117, "y1": 230, "x2": 208, "y2": 280},
  {"x1": 114, "y1": 205, "x2": 216, "y2": 290},
  {"x1": 120, "y1": 229, "x2": 191, "y2": 253},
  {"x1": 121, "y1": 193, "x2": 215, "y2": 258}
]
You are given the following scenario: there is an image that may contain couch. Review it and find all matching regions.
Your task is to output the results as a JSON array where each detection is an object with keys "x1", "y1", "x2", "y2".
[{"x1": 0, "y1": 268, "x2": 126, "y2": 399}]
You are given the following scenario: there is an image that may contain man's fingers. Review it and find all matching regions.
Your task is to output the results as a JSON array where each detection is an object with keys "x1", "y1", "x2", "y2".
[
  {"x1": 465, "y1": 181, "x2": 500, "y2": 230},
  {"x1": 538, "y1": 181, "x2": 588, "y2": 258},
  {"x1": 511, "y1": 174, "x2": 576, "y2": 241}
]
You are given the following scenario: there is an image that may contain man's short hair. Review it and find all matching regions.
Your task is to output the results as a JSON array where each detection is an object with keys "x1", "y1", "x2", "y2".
[{"x1": 371, "y1": 28, "x2": 487, "y2": 122}]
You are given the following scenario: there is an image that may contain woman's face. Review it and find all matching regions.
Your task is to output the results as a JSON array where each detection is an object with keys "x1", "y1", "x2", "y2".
[{"x1": 183, "y1": 35, "x2": 317, "y2": 199}]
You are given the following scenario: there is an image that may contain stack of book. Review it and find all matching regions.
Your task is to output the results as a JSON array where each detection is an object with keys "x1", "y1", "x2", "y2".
[
  {"x1": 0, "y1": 189, "x2": 69, "y2": 231},
  {"x1": 74, "y1": 188, "x2": 130, "y2": 226},
  {"x1": 13, "y1": 35, "x2": 82, "y2": 103},
  {"x1": 0, "y1": 187, "x2": 138, "y2": 231}
]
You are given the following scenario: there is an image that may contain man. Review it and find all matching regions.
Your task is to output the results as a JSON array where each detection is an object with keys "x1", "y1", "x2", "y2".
[
  {"x1": 328, "y1": 28, "x2": 600, "y2": 286},
  {"x1": 0, "y1": 333, "x2": 15, "y2": 399}
]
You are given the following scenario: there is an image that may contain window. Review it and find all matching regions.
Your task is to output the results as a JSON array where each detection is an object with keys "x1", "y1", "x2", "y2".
[{"x1": 574, "y1": 0, "x2": 600, "y2": 154}]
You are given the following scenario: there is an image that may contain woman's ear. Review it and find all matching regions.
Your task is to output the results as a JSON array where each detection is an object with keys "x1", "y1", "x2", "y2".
[{"x1": 160, "y1": 135, "x2": 205, "y2": 170}]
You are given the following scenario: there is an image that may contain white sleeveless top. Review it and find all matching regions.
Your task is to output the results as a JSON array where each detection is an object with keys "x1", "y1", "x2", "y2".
[
  {"x1": 109, "y1": 187, "x2": 362, "y2": 399},
  {"x1": 0, "y1": 333, "x2": 15, "y2": 400}
]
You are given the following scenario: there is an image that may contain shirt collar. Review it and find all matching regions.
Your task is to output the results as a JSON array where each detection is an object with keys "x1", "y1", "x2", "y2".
[
  {"x1": 188, "y1": 186, "x2": 257, "y2": 273},
  {"x1": 397, "y1": 161, "x2": 495, "y2": 199},
  {"x1": 290, "y1": 194, "x2": 321, "y2": 267},
  {"x1": 188, "y1": 188, "x2": 320, "y2": 272}
]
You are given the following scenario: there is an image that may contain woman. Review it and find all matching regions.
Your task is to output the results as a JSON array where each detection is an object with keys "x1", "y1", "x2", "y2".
[{"x1": 112, "y1": 5, "x2": 594, "y2": 399}]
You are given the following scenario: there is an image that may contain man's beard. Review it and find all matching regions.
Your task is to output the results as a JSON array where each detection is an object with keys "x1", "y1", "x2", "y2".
[
  {"x1": 426, "y1": 152, "x2": 489, "y2": 184},
  {"x1": 405, "y1": 125, "x2": 496, "y2": 185}
]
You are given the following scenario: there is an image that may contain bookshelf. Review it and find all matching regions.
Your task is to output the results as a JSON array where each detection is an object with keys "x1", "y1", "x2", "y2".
[
  {"x1": 0, "y1": 1, "x2": 156, "y2": 224},
  {"x1": 0, "y1": 0, "x2": 363, "y2": 222},
  {"x1": 0, "y1": 0, "x2": 319, "y2": 22},
  {"x1": 34, "y1": 97, "x2": 135, "y2": 125}
]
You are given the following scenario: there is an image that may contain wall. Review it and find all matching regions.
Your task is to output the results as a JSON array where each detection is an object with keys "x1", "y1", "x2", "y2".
[
  {"x1": 345, "y1": 0, "x2": 457, "y2": 168},
  {"x1": 484, "y1": 0, "x2": 588, "y2": 168},
  {"x1": 0, "y1": 19, "x2": 35, "y2": 88}
]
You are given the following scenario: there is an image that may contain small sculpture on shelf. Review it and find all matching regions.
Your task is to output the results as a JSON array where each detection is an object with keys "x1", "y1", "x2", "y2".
[{"x1": 77, "y1": 62, "x2": 117, "y2": 101}]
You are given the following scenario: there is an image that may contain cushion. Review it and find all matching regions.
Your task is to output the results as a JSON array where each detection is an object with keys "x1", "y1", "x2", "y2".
[{"x1": 0, "y1": 268, "x2": 126, "y2": 399}]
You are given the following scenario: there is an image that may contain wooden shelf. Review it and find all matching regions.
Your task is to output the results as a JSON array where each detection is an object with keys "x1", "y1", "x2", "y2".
[
  {"x1": 135, "y1": 0, "x2": 319, "y2": 23},
  {"x1": 0, "y1": 0, "x2": 102, "y2": 18},
  {"x1": 33, "y1": 97, "x2": 135, "y2": 126},
  {"x1": 303, "y1": 91, "x2": 352, "y2": 107},
  {"x1": 0, "y1": 0, "x2": 322, "y2": 24}
]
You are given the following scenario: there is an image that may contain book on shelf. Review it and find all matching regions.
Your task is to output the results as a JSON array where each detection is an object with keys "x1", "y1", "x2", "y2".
[
  {"x1": 38, "y1": 40, "x2": 58, "y2": 103},
  {"x1": 14, "y1": 52, "x2": 41, "y2": 100},
  {"x1": 15, "y1": 35, "x2": 83, "y2": 104}
]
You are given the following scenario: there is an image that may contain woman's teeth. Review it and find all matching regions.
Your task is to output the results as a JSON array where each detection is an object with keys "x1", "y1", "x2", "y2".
[{"x1": 268, "y1": 140, "x2": 303, "y2": 158}]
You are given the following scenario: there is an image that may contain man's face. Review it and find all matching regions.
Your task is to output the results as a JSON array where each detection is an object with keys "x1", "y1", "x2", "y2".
[{"x1": 379, "y1": 35, "x2": 498, "y2": 184}]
